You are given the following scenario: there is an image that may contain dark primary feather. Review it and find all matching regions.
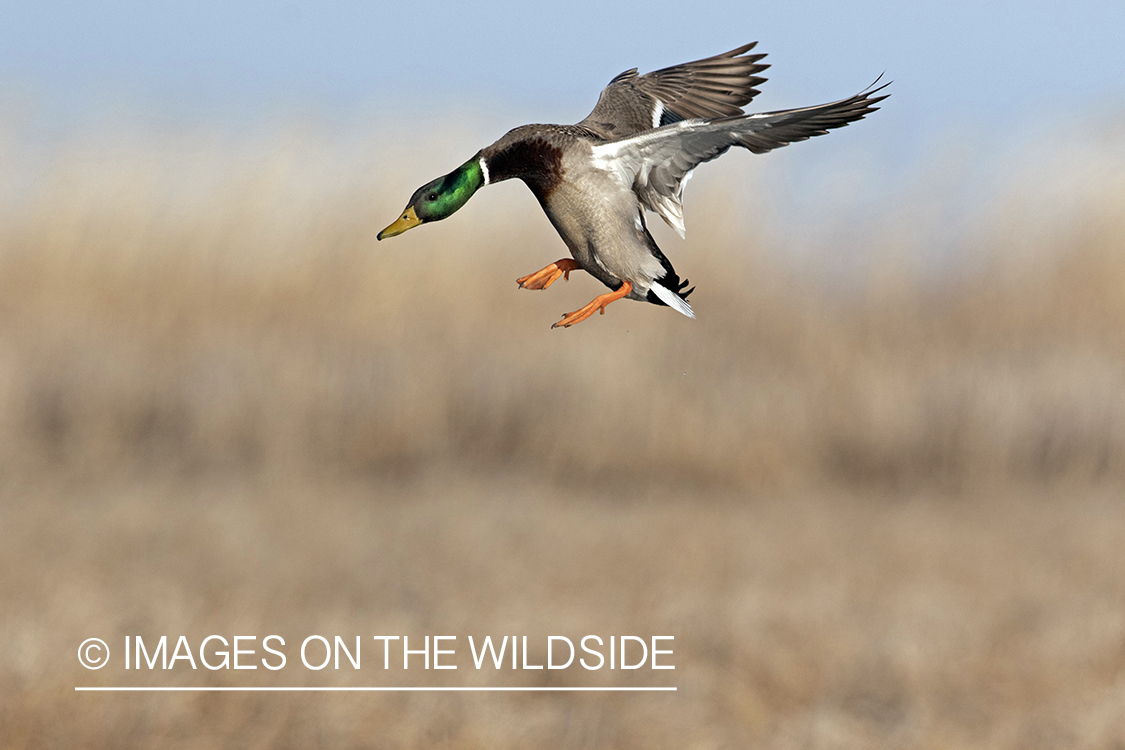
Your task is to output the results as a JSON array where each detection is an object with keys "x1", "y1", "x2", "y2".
[
  {"x1": 579, "y1": 42, "x2": 769, "y2": 140},
  {"x1": 637, "y1": 42, "x2": 770, "y2": 119},
  {"x1": 723, "y1": 77, "x2": 890, "y2": 154}
]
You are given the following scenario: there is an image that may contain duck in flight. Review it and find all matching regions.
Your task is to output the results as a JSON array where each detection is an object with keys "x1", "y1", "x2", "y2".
[{"x1": 378, "y1": 43, "x2": 888, "y2": 328}]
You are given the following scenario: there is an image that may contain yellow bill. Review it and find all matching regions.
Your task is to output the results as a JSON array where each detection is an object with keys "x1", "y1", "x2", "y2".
[{"x1": 377, "y1": 205, "x2": 422, "y2": 240}]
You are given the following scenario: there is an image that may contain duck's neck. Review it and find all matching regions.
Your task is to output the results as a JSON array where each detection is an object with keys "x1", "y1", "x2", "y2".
[{"x1": 480, "y1": 132, "x2": 565, "y2": 198}]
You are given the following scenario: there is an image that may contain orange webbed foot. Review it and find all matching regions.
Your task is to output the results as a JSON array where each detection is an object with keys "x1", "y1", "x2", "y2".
[
  {"x1": 552, "y1": 280, "x2": 633, "y2": 329},
  {"x1": 516, "y1": 258, "x2": 582, "y2": 291}
]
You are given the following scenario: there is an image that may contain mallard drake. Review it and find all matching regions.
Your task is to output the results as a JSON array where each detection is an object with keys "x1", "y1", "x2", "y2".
[{"x1": 378, "y1": 42, "x2": 887, "y2": 328}]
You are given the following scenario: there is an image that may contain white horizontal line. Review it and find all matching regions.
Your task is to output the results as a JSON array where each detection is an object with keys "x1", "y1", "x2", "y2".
[{"x1": 75, "y1": 686, "x2": 676, "y2": 692}]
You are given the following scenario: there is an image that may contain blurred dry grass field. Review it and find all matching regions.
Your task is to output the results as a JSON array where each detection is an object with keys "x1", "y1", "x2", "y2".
[{"x1": 1, "y1": 120, "x2": 1124, "y2": 748}]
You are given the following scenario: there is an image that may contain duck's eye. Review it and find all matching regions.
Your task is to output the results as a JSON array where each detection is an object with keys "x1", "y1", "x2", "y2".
[{"x1": 427, "y1": 193, "x2": 438, "y2": 201}]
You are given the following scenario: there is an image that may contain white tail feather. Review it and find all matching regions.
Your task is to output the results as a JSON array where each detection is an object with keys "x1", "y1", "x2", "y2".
[{"x1": 649, "y1": 281, "x2": 695, "y2": 319}]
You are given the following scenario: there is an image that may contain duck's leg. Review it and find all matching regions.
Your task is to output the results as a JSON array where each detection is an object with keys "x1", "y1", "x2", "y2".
[
  {"x1": 552, "y1": 280, "x2": 633, "y2": 329},
  {"x1": 516, "y1": 258, "x2": 582, "y2": 290}
]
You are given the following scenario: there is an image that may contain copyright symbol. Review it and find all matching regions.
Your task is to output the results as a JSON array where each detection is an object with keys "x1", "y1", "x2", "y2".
[{"x1": 78, "y1": 638, "x2": 110, "y2": 669}]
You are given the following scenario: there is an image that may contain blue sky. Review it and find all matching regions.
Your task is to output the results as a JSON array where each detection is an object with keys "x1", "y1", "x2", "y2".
[
  {"x1": 3, "y1": 0, "x2": 1123, "y2": 258},
  {"x1": 4, "y1": 0, "x2": 1123, "y2": 140}
]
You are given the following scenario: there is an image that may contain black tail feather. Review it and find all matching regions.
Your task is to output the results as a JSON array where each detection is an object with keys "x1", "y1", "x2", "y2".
[{"x1": 639, "y1": 213, "x2": 694, "y2": 307}]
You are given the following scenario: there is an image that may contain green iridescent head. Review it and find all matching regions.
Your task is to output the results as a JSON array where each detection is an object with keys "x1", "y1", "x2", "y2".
[{"x1": 377, "y1": 154, "x2": 486, "y2": 240}]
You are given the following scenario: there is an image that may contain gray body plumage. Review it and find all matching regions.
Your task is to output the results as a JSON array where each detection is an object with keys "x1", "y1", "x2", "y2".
[{"x1": 476, "y1": 43, "x2": 888, "y2": 316}]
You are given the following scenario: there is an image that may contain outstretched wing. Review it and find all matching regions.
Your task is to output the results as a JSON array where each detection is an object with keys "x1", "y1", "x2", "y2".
[
  {"x1": 578, "y1": 43, "x2": 769, "y2": 140},
  {"x1": 591, "y1": 81, "x2": 890, "y2": 237}
]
